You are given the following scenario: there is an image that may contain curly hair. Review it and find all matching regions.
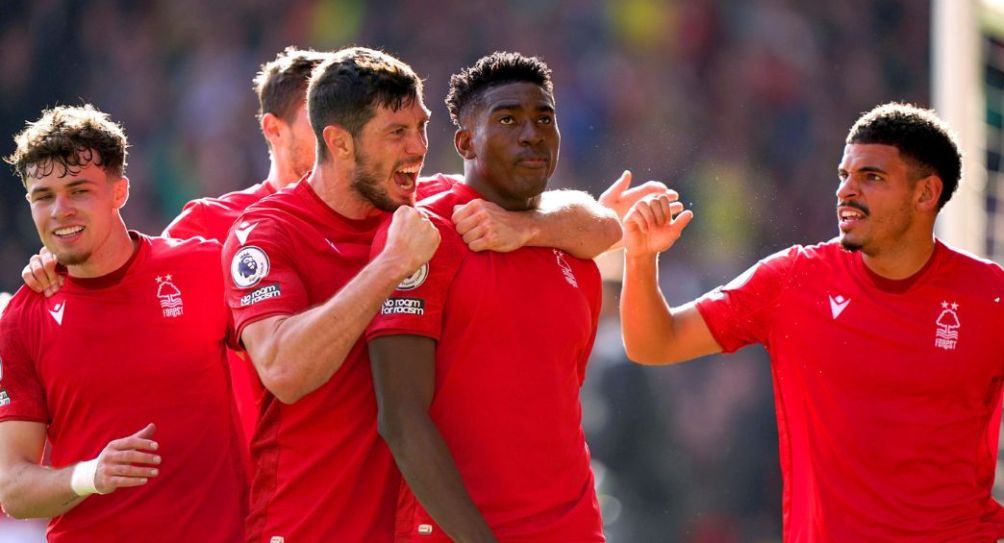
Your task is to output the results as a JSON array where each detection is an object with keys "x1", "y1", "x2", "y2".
[
  {"x1": 445, "y1": 51, "x2": 553, "y2": 127},
  {"x1": 847, "y1": 103, "x2": 962, "y2": 209},
  {"x1": 5, "y1": 104, "x2": 128, "y2": 187},
  {"x1": 307, "y1": 47, "x2": 423, "y2": 158},
  {"x1": 253, "y1": 46, "x2": 330, "y2": 124}
]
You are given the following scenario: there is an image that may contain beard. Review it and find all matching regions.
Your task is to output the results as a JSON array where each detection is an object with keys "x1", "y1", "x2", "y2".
[
  {"x1": 350, "y1": 147, "x2": 407, "y2": 212},
  {"x1": 53, "y1": 247, "x2": 91, "y2": 266},
  {"x1": 839, "y1": 236, "x2": 862, "y2": 252}
]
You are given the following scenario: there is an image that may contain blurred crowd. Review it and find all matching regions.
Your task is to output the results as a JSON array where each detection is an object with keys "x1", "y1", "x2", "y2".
[{"x1": 0, "y1": 1, "x2": 931, "y2": 541}]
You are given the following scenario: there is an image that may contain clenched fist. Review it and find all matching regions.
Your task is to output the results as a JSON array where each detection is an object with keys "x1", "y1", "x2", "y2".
[{"x1": 382, "y1": 206, "x2": 441, "y2": 281}]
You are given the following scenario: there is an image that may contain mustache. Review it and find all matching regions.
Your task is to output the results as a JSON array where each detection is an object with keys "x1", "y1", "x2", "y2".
[{"x1": 837, "y1": 200, "x2": 869, "y2": 216}]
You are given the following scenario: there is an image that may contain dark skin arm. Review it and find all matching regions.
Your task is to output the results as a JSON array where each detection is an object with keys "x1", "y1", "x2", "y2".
[{"x1": 369, "y1": 335, "x2": 496, "y2": 543}]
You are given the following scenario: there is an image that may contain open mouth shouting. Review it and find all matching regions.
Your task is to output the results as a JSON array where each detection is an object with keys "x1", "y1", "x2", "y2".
[{"x1": 393, "y1": 162, "x2": 422, "y2": 194}]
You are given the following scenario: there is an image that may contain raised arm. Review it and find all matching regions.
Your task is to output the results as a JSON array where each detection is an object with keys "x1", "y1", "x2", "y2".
[
  {"x1": 240, "y1": 206, "x2": 440, "y2": 404},
  {"x1": 620, "y1": 193, "x2": 721, "y2": 364},
  {"x1": 0, "y1": 421, "x2": 160, "y2": 519},
  {"x1": 369, "y1": 335, "x2": 496, "y2": 543}
]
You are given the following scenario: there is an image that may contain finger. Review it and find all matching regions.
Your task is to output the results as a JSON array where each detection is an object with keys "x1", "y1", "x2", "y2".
[
  {"x1": 22, "y1": 262, "x2": 43, "y2": 293},
  {"x1": 451, "y1": 200, "x2": 482, "y2": 225},
  {"x1": 600, "y1": 170, "x2": 632, "y2": 200},
  {"x1": 624, "y1": 183, "x2": 677, "y2": 202},
  {"x1": 106, "y1": 449, "x2": 162, "y2": 465},
  {"x1": 134, "y1": 423, "x2": 157, "y2": 440},
  {"x1": 467, "y1": 238, "x2": 489, "y2": 252},
  {"x1": 460, "y1": 224, "x2": 487, "y2": 246},
  {"x1": 103, "y1": 463, "x2": 160, "y2": 478},
  {"x1": 670, "y1": 210, "x2": 695, "y2": 234},
  {"x1": 40, "y1": 251, "x2": 59, "y2": 285},
  {"x1": 453, "y1": 210, "x2": 483, "y2": 237},
  {"x1": 105, "y1": 476, "x2": 150, "y2": 488}
]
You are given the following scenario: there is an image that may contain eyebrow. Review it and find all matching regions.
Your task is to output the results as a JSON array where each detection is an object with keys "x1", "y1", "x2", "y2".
[
  {"x1": 489, "y1": 102, "x2": 555, "y2": 115},
  {"x1": 29, "y1": 178, "x2": 95, "y2": 196}
]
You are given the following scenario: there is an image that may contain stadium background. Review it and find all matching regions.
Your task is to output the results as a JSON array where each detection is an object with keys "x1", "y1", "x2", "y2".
[{"x1": 0, "y1": 1, "x2": 945, "y2": 541}]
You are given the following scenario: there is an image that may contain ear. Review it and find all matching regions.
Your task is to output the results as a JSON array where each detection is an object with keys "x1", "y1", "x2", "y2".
[
  {"x1": 113, "y1": 176, "x2": 130, "y2": 209},
  {"x1": 915, "y1": 175, "x2": 942, "y2": 212},
  {"x1": 455, "y1": 128, "x2": 475, "y2": 160},
  {"x1": 261, "y1": 113, "x2": 284, "y2": 147},
  {"x1": 322, "y1": 125, "x2": 353, "y2": 160}
]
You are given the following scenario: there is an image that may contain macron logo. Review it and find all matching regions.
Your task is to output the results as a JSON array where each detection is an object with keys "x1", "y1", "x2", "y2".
[
  {"x1": 234, "y1": 222, "x2": 258, "y2": 245},
  {"x1": 49, "y1": 302, "x2": 65, "y2": 325},
  {"x1": 828, "y1": 294, "x2": 850, "y2": 319}
]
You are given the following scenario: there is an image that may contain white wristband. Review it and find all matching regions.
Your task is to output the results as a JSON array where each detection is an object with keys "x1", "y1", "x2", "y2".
[{"x1": 70, "y1": 458, "x2": 104, "y2": 497}]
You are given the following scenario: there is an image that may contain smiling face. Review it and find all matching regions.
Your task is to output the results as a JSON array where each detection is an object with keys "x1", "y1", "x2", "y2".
[
  {"x1": 460, "y1": 81, "x2": 559, "y2": 210},
  {"x1": 25, "y1": 154, "x2": 129, "y2": 269},
  {"x1": 349, "y1": 98, "x2": 430, "y2": 212},
  {"x1": 835, "y1": 143, "x2": 932, "y2": 255}
]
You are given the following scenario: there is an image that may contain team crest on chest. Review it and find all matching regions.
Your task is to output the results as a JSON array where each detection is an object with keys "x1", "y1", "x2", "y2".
[
  {"x1": 156, "y1": 275, "x2": 185, "y2": 318},
  {"x1": 231, "y1": 246, "x2": 270, "y2": 288},
  {"x1": 934, "y1": 301, "x2": 960, "y2": 350},
  {"x1": 553, "y1": 249, "x2": 578, "y2": 288}
]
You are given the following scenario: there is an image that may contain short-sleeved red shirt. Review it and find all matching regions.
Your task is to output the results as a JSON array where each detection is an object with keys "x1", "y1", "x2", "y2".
[
  {"x1": 222, "y1": 180, "x2": 398, "y2": 543},
  {"x1": 696, "y1": 240, "x2": 1004, "y2": 542},
  {"x1": 0, "y1": 233, "x2": 247, "y2": 542},
  {"x1": 368, "y1": 179, "x2": 605, "y2": 542}
]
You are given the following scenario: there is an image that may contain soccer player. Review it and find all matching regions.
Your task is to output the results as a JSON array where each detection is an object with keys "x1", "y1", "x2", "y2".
[
  {"x1": 221, "y1": 47, "x2": 442, "y2": 543},
  {"x1": 620, "y1": 103, "x2": 1004, "y2": 541},
  {"x1": 0, "y1": 105, "x2": 246, "y2": 541},
  {"x1": 367, "y1": 52, "x2": 612, "y2": 542}
]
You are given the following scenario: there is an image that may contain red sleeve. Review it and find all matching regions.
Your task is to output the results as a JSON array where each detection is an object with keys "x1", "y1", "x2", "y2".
[
  {"x1": 695, "y1": 245, "x2": 800, "y2": 353},
  {"x1": 222, "y1": 217, "x2": 311, "y2": 343},
  {"x1": 0, "y1": 305, "x2": 47, "y2": 424},
  {"x1": 365, "y1": 215, "x2": 463, "y2": 342},
  {"x1": 163, "y1": 199, "x2": 209, "y2": 240}
]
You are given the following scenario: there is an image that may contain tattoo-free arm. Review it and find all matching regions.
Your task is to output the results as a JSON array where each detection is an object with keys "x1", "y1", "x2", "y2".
[{"x1": 370, "y1": 335, "x2": 496, "y2": 543}]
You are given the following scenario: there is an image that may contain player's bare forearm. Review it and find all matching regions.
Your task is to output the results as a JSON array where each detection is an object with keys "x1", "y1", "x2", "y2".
[
  {"x1": 0, "y1": 422, "x2": 82, "y2": 519},
  {"x1": 370, "y1": 337, "x2": 497, "y2": 543},
  {"x1": 621, "y1": 254, "x2": 721, "y2": 364},
  {"x1": 532, "y1": 190, "x2": 621, "y2": 258},
  {"x1": 244, "y1": 254, "x2": 423, "y2": 404},
  {"x1": 0, "y1": 461, "x2": 84, "y2": 519}
]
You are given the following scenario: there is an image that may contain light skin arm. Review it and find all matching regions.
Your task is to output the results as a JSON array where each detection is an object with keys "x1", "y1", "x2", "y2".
[
  {"x1": 620, "y1": 193, "x2": 722, "y2": 364},
  {"x1": 452, "y1": 190, "x2": 619, "y2": 260},
  {"x1": 369, "y1": 335, "x2": 496, "y2": 543},
  {"x1": 241, "y1": 206, "x2": 440, "y2": 404},
  {"x1": 0, "y1": 422, "x2": 160, "y2": 519}
]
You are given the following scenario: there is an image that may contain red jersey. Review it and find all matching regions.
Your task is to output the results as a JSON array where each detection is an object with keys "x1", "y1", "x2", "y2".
[
  {"x1": 0, "y1": 233, "x2": 247, "y2": 543},
  {"x1": 222, "y1": 180, "x2": 399, "y2": 543},
  {"x1": 695, "y1": 240, "x2": 1004, "y2": 542},
  {"x1": 163, "y1": 181, "x2": 277, "y2": 444},
  {"x1": 367, "y1": 179, "x2": 605, "y2": 542}
]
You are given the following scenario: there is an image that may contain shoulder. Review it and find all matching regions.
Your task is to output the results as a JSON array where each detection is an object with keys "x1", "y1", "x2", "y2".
[
  {"x1": 938, "y1": 240, "x2": 1004, "y2": 282},
  {"x1": 416, "y1": 173, "x2": 462, "y2": 201},
  {"x1": 0, "y1": 287, "x2": 42, "y2": 337},
  {"x1": 147, "y1": 234, "x2": 224, "y2": 271}
]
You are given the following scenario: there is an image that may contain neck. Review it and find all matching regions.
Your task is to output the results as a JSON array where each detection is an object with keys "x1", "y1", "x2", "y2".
[
  {"x1": 68, "y1": 220, "x2": 136, "y2": 278},
  {"x1": 264, "y1": 157, "x2": 298, "y2": 190},
  {"x1": 307, "y1": 162, "x2": 380, "y2": 220},
  {"x1": 860, "y1": 233, "x2": 936, "y2": 280},
  {"x1": 463, "y1": 166, "x2": 538, "y2": 211}
]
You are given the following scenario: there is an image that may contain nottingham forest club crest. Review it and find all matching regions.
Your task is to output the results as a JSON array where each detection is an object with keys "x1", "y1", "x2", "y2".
[
  {"x1": 156, "y1": 275, "x2": 185, "y2": 318},
  {"x1": 934, "y1": 301, "x2": 961, "y2": 351}
]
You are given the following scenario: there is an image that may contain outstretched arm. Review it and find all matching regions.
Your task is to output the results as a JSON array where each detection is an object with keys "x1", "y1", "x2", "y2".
[
  {"x1": 620, "y1": 194, "x2": 721, "y2": 364},
  {"x1": 369, "y1": 335, "x2": 496, "y2": 543},
  {"x1": 241, "y1": 206, "x2": 441, "y2": 404},
  {"x1": 0, "y1": 422, "x2": 161, "y2": 519},
  {"x1": 452, "y1": 190, "x2": 620, "y2": 260}
]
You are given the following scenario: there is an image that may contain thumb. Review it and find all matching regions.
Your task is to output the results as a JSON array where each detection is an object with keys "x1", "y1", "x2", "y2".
[{"x1": 601, "y1": 170, "x2": 632, "y2": 200}]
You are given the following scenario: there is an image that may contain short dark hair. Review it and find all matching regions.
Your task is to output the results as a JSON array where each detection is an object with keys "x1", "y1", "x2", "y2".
[
  {"x1": 847, "y1": 102, "x2": 962, "y2": 209},
  {"x1": 253, "y1": 47, "x2": 330, "y2": 125},
  {"x1": 445, "y1": 51, "x2": 553, "y2": 127},
  {"x1": 307, "y1": 47, "x2": 423, "y2": 158},
  {"x1": 5, "y1": 104, "x2": 128, "y2": 186}
]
